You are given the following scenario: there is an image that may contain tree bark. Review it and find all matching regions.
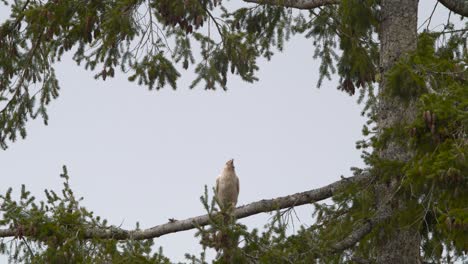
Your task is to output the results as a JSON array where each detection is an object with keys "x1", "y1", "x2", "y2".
[
  {"x1": 376, "y1": 0, "x2": 421, "y2": 263},
  {"x1": 438, "y1": 0, "x2": 468, "y2": 16}
]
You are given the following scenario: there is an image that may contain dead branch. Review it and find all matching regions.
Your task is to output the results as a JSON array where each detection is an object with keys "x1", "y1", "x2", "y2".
[{"x1": 0, "y1": 173, "x2": 371, "y2": 241}]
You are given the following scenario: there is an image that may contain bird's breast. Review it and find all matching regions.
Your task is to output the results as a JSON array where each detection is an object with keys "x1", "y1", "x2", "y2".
[{"x1": 217, "y1": 176, "x2": 239, "y2": 206}]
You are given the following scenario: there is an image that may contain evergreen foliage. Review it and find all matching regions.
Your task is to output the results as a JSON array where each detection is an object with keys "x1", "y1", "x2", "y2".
[
  {"x1": 0, "y1": 166, "x2": 171, "y2": 263},
  {"x1": 0, "y1": 0, "x2": 467, "y2": 263},
  {"x1": 0, "y1": 0, "x2": 381, "y2": 149}
]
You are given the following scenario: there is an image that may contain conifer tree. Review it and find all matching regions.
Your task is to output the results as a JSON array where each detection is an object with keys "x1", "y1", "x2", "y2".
[{"x1": 0, "y1": 0, "x2": 466, "y2": 263}]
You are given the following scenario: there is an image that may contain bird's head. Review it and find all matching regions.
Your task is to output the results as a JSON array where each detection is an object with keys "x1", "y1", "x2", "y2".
[{"x1": 225, "y1": 159, "x2": 235, "y2": 170}]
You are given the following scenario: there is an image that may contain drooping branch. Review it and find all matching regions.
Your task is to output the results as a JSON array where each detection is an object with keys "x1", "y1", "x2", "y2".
[
  {"x1": 0, "y1": 172, "x2": 371, "y2": 240},
  {"x1": 438, "y1": 0, "x2": 468, "y2": 17},
  {"x1": 243, "y1": 0, "x2": 339, "y2": 9}
]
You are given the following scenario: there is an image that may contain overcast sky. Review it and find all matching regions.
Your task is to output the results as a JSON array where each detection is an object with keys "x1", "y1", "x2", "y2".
[{"x1": 0, "y1": 1, "x2": 460, "y2": 262}]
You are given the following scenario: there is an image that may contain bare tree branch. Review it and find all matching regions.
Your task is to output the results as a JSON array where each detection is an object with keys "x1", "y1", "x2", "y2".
[
  {"x1": 243, "y1": 0, "x2": 339, "y2": 9},
  {"x1": 350, "y1": 256, "x2": 372, "y2": 264},
  {"x1": 242, "y1": 0, "x2": 468, "y2": 16},
  {"x1": 331, "y1": 209, "x2": 391, "y2": 252},
  {"x1": 438, "y1": 0, "x2": 468, "y2": 16},
  {"x1": 0, "y1": 172, "x2": 371, "y2": 240}
]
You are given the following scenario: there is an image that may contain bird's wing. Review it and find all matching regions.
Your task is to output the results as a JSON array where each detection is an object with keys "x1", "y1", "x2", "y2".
[
  {"x1": 215, "y1": 177, "x2": 220, "y2": 196},
  {"x1": 236, "y1": 176, "x2": 240, "y2": 196}
]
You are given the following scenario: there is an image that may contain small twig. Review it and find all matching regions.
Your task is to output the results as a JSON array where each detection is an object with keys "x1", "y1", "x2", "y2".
[
  {"x1": 21, "y1": 237, "x2": 34, "y2": 256},
  {"x1": 427, "y1": 2, "x2": 439, "y2": 31},
  {"x1": 203, "y1": 4, "x2": 225, "y2": 45}
]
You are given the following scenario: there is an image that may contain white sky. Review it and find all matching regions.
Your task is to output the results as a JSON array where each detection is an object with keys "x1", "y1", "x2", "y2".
[{"x1": 0, "y1": 1, "x2": 461, "y2": 262}]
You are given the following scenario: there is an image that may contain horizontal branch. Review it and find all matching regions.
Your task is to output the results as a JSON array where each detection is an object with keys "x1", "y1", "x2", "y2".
[
  {"x1": 243, "y1": 0, "x2": 339, "y2": 10},
  {"x1": 438, "y1": 0, "x2": 468, "y2": 17},
  {"x1": 242, "y1": 0, "x2": 468, "y2": 17},
  {"x1": 0, "y1": 173, "x2": 371, "y2": 240}
]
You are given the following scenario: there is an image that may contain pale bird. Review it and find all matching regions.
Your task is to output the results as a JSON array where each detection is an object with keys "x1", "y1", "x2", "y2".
[{"x1": 215, "y1": 159, "x2": 239, "y2": 210}]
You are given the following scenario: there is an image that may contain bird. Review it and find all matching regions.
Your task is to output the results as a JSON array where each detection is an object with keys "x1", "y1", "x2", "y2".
[{"x1": 215, "y1": 159, "x2": 239, "y2": 211}]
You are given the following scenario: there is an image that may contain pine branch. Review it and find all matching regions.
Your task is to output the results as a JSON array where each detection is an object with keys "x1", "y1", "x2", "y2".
[
  {"x1": 438, "y1": 0, "x2": 468, "y2": 16},
  {"x1": 0, "y1": 172, "x2": 371, "y2": 240},
  {"x1": 242, "y1": 0, "x2": 339, "y2": 10}
]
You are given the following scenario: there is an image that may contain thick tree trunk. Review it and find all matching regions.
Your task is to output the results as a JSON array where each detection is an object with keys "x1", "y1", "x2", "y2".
[{"x1": 376, "y1": 0, "x2": 421, "y2": 263}]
